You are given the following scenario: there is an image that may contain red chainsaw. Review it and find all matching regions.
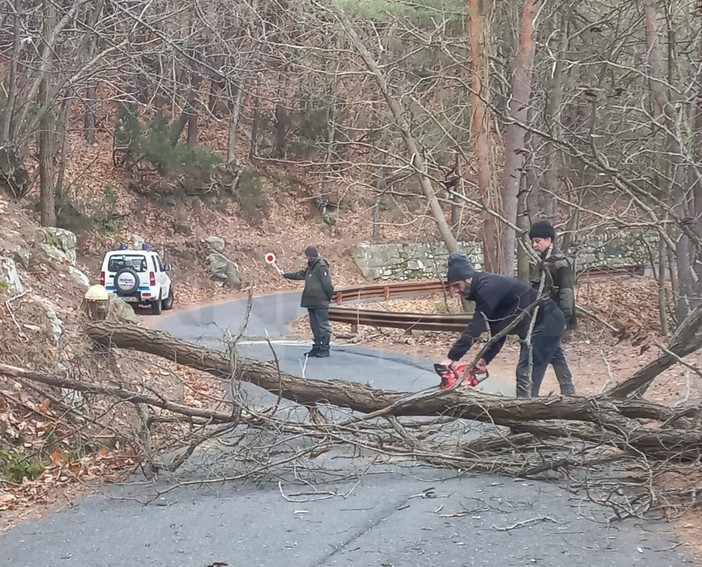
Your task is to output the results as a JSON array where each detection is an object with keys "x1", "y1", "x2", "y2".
[{"x1": 434, "y1": 363, "x2": 489, "y2": 389}]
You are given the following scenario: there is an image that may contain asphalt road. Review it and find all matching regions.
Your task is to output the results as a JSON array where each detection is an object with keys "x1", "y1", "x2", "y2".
[{"x1": 0, "y1": 292, "x2": 695, "y2": 566}]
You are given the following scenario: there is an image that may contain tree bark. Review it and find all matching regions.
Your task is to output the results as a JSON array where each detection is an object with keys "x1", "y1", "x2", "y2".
[
  {"x1": 540, "y1": 9, "x2": 569, "y2": 219},
  {"x1": 83, "y1": 83, "x2": 97, "y2": 145},
  {"x1": 499, "y1": 0, "x2": 540, "y2": 275},
  {"x1": 0, "y1": 11, "x2": 20, "y2": 143},
  {"x1": 692, "y1": 10, "x2": 702, "y2": 283},
  {"x1": 467, "y1": 0, "x2": 502, "y2": 271},
  {"x1": 224, "y1": 81, "x2": 245, "y2": 194},
  {"x1": 66, "y1": 321, "x2": 702, "y2": 461},
  {"x1": 643, "y1": 0, "x2": 694, "y2": 321},
  {"x1": 53, "y1": 97, "x2": 72, "y2": 200},
  {"x1": 38, "y1": 0, "x2": 56, "y2": 227},
  {"x1": 170, "y1": 73, "x2": 203, "y2": 146},
  {"x1": 606, "y1": 300, "x2": 702, "y2": 398}
]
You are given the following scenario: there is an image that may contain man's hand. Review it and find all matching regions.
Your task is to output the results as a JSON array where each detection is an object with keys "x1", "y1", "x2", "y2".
[
  {"x1": 439, "y1": 358, "x2": 456, "y2": 368},
  {"x1": 473, "y1": 358, "x2": 487, "y2": 373},
  {"x1": 561, "y1": 328, "x2": 571, "y2": 344}
]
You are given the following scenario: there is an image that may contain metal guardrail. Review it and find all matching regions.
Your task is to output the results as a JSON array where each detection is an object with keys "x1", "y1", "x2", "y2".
[
  {"x1": 332, "y1": 279, "x2": 449, "y2": 304},
  {"x1": 331, "y1": 280, "x2": 462, "y2": 332},
  {"x1": 329, "y1": 307, "x2": 469, "y2": 332},
  {"x1": 328, "y1": 265, "x2": 647, "y2": 333}
]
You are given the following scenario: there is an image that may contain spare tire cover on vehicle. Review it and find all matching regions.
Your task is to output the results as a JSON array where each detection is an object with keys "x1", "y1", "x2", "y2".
[{"x1": 114, "y1": 267, "x2": 140, "y2": 295}]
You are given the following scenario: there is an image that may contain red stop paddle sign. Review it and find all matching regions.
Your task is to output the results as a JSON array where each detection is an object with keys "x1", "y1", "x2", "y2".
[{"x1": 265, "y1": 252, "x2": 283, "y2": 274}]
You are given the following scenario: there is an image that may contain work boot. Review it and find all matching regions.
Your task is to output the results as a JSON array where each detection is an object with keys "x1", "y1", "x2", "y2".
[
  {"x1": 305, "y1": 345, "x2": 321, "y2": 357},
  {"x1": 314, "y1": 344, "x2": 330, "y2": 358},
  {"x1": 553, "y1": 363, "x2": 576, "y2": 396}
]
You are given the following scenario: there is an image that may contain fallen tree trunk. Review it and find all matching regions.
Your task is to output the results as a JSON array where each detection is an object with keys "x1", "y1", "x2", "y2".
[
  {"x1": 82, "y1": 322, "x2": 696, "y2": 423},
  {"x1": 604, "y1": 303, "x2": 702, "y2": 398},
  {"x1": 73, "y1": 321, "x2": 702, "y2": 460}
]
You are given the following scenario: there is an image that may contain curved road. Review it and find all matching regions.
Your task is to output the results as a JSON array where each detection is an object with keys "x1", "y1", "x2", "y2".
[{"x1": 0, "y1": 292, "x2": 694, "y2": 566}]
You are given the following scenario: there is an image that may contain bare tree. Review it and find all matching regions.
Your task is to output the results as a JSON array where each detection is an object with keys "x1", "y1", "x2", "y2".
[
  {"x1": 468, "y1": 0, "x2": 503, "y2": 271},
  {"x1": 499, "y1": 0, "x2": 541, "y2": 275}
]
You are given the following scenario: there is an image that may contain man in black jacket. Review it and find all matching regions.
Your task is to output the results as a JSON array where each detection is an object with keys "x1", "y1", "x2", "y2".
[
  {"x1": 438, "y1": 252, "x2": 565, "y2": 398},
  {"x1": 283, "y1": 246, "x2": 335, "y2": 358},
  {"x1": 528, "y1": 220, "x2": 576, "y2": 395}
]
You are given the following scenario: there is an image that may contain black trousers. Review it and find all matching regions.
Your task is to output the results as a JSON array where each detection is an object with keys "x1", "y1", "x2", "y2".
[
  {"x1": 515, "y1": 305, "x2": 565, "y2": 398},
  {"x1": 551, "y1": 344, "x2": 576, "y2": 395},
  {"x1": 308, "y1": 308, "x2": 331, "y2": 352}
]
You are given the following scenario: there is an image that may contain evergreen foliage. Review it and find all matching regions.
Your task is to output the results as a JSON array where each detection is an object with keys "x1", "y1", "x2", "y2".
[{"x1": 114, "y1": 106, "x2": 222, "y2": 187}]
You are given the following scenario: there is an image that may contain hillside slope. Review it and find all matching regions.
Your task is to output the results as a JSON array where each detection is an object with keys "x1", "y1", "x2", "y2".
[{"x1": 0, "y1": 196, "x2": 208, "y2": 527}]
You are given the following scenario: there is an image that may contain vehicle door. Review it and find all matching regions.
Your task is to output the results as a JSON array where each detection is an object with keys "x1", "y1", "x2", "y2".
[{"x1": 153, "y1": 254, "x2": 168, "y2": 298}]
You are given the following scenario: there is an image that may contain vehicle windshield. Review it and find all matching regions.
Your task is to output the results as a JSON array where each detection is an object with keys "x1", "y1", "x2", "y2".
[{"x1": 107, "y1": 254, "x2": 148, "y2": 272}]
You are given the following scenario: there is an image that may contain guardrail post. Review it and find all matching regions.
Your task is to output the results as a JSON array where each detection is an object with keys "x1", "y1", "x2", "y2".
[{"x1": 351, "y1": 322, "x2": 358, "y2": 334}]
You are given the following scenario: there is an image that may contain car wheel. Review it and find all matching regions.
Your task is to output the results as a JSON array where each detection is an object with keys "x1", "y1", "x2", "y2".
[
  {"x1": 114, "y1": 267, "x2": 140, "y2": 296},
  {"x1": 151, "y1": 295, "x2": 163, "y2": 315},
  {"x1": 162, "y1": 287, "x2": 174, "y2": 310}
]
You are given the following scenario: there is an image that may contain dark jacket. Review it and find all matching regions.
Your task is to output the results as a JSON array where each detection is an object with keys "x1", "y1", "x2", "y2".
[
  {"x1": 529, "y1": 246, "x2": 577, "y2": 330},
  {"x1": 283, "y1": 257, "x2": 334, "y2": 309},
  {"x1": 447, "y1": 271, "x2": 564, "y2": 363}
]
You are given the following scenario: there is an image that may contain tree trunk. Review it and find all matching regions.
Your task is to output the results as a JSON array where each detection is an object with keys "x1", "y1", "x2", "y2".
[
  {"x1": 658, "y1": 235, "x2": 669, "y2": 336},
  {"x1": 186, "y1": 106, "x2": 199, "y2": 146},
  {"x1": 250, "y1": 103, "x2": 263, "y2": 159},
  {"x1": 643, "y1": 0, "x2": 694, "y2": 321},
  {"x1": 66, "y1": 319, "x2": 702, "y2": 461},
  {"x1": 540, "y1": 10, "x2": 569, "y2": 219},
  {"x1": 499, "y1": 0, "x2": 540, "y2": 276},
  {"x1": 171, "y1": 75, "x2": 202, "y2": 146},
  {"x1": 692, "y1": 10, "x2": 702, "y2": 283},
  {"x1": 83, "y1": 82, "x2": 97, "y2": 145},
  {"x1": 372, "y1": 196, "x2": 382, "y2": 240},
  {"x1": 516, "y1": 175, "x2": 531, "y2": 281},
  {"x1": 186, "y1": 72, "x2": 203, "y2": 146},
  {"x1": 54, "y1": 97, "x2": 72, "y2": 200},
  {"x1": 38, "y1": 0, "x2": 56, "y2": 227},
  {"x1": 0, "y1": 12, "x2": 26, "y2": 200},
  {"x1": 467, "y1": 0, "x2": 502, "y2": 272},
  {"x1": 38, "y1": 93, "x2": 55, "y2": 227},
  {"x1": 208, "y1": 79, "x2": 225, "y2": 117},
  {"x1": 0, "y1": 11, "x2": 20, "y2": 143},
  {"x1": 317, "y1": 88, "x2": 341, "y2": 217},
  {"x1": 225, "y1": 82, "x2": 245, "y2": 194},
  {"x1": 341, "y1": 21, "x2": 459, "y2": 254}
]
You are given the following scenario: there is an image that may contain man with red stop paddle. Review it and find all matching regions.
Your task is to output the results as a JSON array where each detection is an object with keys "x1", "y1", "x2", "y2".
[{"x1": 282, "y1": 246, "x2": 335, "y2": 358}]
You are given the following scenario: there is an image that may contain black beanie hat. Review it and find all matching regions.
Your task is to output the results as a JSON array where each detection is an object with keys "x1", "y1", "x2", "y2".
[
  {"x1": 305, "y1": 245, "x2": 319, "y2": 258},
  {"x1": 447, "y1": 252, "x2": 476, "y2": 283},
  {"x1": 528, "y1": 220, "x2": 556, "y2": 240}
]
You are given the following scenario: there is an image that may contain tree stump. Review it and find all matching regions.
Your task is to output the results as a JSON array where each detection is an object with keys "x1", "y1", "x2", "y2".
[{"x1": 83, "y1": 284, "x2": 109, "y2": 321}]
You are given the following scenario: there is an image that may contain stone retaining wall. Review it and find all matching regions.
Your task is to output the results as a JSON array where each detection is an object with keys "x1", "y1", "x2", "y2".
[{"x1": 352, "y1": 231, "x2": 659, "y2": 281}]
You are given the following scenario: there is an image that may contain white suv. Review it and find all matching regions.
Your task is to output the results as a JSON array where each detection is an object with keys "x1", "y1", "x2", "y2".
[{"x1": 99, "y1": 248, "x2": 174, "y2": 314}]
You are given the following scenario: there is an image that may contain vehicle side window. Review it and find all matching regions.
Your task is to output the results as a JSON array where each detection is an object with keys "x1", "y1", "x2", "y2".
[{"x1": 153, "y1": 255, "x2": 163, "y2": 272}]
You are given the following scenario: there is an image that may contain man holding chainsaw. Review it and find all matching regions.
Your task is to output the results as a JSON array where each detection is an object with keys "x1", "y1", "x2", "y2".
[
  {"x1": 282, "y1": 245, "x2": 335, "y2": 358},
  {"x1": 438, "y1": 252, "x2": 565, "y2": 398},
  {"x1": 528, "y1": 220, "x2": 577, "y2": 396}
]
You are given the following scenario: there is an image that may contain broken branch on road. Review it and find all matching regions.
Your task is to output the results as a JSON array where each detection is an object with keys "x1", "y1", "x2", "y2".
[{"x1": 3, "y1": 304, "x2": 702, "y2": 520}]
